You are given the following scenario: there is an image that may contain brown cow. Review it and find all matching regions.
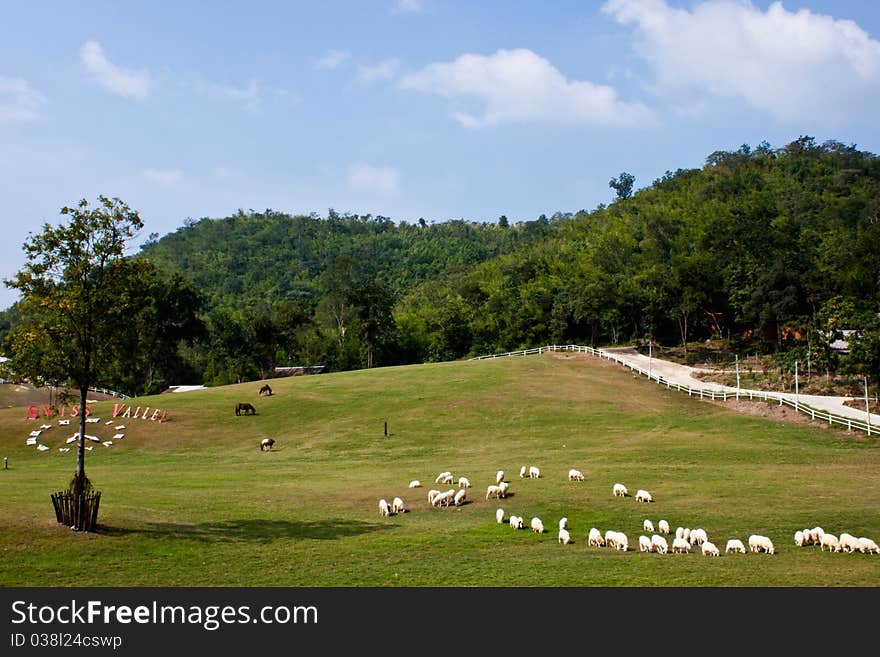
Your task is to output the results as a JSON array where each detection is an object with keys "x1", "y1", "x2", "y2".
[
  {"x1": 260, "y1": 437, "x2": 275, "y2": 451},
  {"x1": 235, "y1": 402, "x2": 256, "y2": 416}
]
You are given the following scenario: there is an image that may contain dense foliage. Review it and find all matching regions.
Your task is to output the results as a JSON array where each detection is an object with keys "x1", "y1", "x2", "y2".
[{"x1": 2, "y1": 137, "x2": 878, "y2": 392}]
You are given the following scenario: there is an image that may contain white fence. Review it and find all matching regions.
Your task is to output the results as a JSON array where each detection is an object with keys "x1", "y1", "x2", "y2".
[{"x1": 470, "y1": 344, "x2": 875, "y2": 436}]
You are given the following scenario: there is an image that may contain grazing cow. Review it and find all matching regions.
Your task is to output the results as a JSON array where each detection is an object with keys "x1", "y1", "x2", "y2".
[
  {"x1": 259, "y1": 384, "x2": 273, "y2": 396},
  {"x1": 235, "y1": 402, "x2": 256, "y2": 416},
  {"x1": 260, "y1": 438, "x2": 275, "y2": 451}
]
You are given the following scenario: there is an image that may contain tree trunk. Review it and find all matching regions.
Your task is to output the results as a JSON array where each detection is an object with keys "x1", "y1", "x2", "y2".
[{"x1": 72, "y1": 385, "x2": 88, "y2": 496}]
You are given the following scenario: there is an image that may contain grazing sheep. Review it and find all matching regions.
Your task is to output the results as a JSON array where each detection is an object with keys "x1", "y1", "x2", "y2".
[
  {"x1": 801, "y1": 527, "x2": 814, "y2": 545},
  {"x1": 838, "y1": 533, "x2": 860, "y2": 553},
  {"x1": 675, "y1": 527, "x2": 685, "y2": 540},
  {"x1": 639, "y1": 535, "x2": 653, "y2": 552},
  {"x1": 809, "y1": 526, "x2": 825, "y2": 545},
  {"x1": 391, "y1": 496, "x2": 406, "y2": 514},
  {"x1": 588, "y1": 527, "x2": 605, "y2": 547},
  {"x1": 635, "y1": 489, "x2": 653, "y2": 503},
  {"x1": 819, "y1": 533, "x2": 839, "y2": 552},
  {"x1": 725, "y1": 539, "x2": 746, "y2": 554},
  {"x1": 568, "y1": 468, "x2": 585, "y2": 481},
  {"x1": 509, "y1": 515, "x2": 524, "y2": 530},
  {"x1": 857, "y1": 537, "x2": 879, "y2": 554},
  {"x1": 559, "y1": 517, "x2": 568, "y2": 530},
  {"x1": 453, "y1": 489, "x2": 467, "y2": 506},
  {"x1": 519, "y1": 465, "x2": 527, "y2": 478},
  {"x1": 643, "y1": 519, "x2": 655, "y2": 533},
  {"x1": 379, "y1": 499, "x2": 391, "y2": 517},
  {"x1": 651, "y1": 534, "x2": 669, "y2": 554},
  {"x1": 458, "y1": 476, "x2": 471, "y2": 489},
  {"x1": 701, "y1": 541, "x2": 720, "y2": 557},
  {"x1": 671, "y1": 537, "x2": 692, "y2": 554},
  {"x1": 529, "y1": 466, "x2": 541, "y2": 479},
  {"x1": 658, "y1": 519, "x2": 670, "y2": 534},
  {"x1": 558, "y1": 528, "x2": 571, "y2": 544},
  {"x1": 748, "y1": 534, "x2": 775, "y2": 554},
  {"x1": 689, "y1": 528, "x2": 708, "y2": 546},
  {"x1": 612, "y1": 483, "x2": 628, "y2": 497},
  {"x1": 435, "y1": 471, "x2": 454, "y2": 484},
  {"x1": 604, "y1": 530, "x2": 618, "y2": 549},
  {"x1": 408, "y1": 480, "x2": 421, "y2": 488},
  {"x1": 486, "y1": 484, "x2": 503, "y2": 500},
  {"x1": 614, "y1": 532, "x2": 629, "y2": 551},
  {"x1": 432, "y1": 489, "x2": 455, "y2": 507},
  {"x1": 498, "y1": 481, "x2": 510, "y2": 498},
  {"x1": 531, "y1": 517, "x2": 545, "y2": 533},
  {"x1": 427, "y1": 489, "x2": 441, "y2": 505},
  {"x1": 794, "y1": 530, "x2": 805, "y2": 547},
  {"x1": 496, "y1": 508, "x2": 505, "y2": 524},
  {"x1": 496, "y1": 470, "x2": 505, "y2": 484}
]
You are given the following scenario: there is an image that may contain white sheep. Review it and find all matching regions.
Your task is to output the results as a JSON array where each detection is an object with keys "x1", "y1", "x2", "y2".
[
  {"x1": 635, "y1": 489, "x2": 653, "y2": 503},
  {"x1": 519, "y1": 465, "x2": 527, "y2": 478},
  {"x1": 748, "y1": 534, "x2": 775, "y2": 554},
  {"x1": 453, "y1": 489, "x2": 467, "y2": 506},
  {"x1": 701, "y1": 541, "x2": 720, "y2": 557},
  {"x1": 433, "y1": 489, "x2": 455, "y2": 507},
  {"x1": 639, "y1": 535, "x2": 653, "y2": 552},
  {"x1": 809, "y1": 526, "x2": 825, "y2": 545},
  {"x1": 509, "y1": 515, "x2": 523, "y2": 530},
  {"x1": 794, "y1": 530, "x2": 805, "y2": 547},
  {"x1": 529, "y1": 465, "x2": 540, "y2": 479},
  {"x1": 486, "y1": 484, "x2": 503, "y2": 500},
  {"x1": 857, "y1": 537, "x2": 879, "y2": 554},
  {"x1": 559, "y1": 517, "x2": 568, "y2": 530},
  {"x1": 558, "y1": 528, "x2": 571, "y2": 544},
  {"x1": 643, "y1": 519, "x2": 655, "y2": 533},
  {"x1": 498, "y1": 481, "x2": 510, "y2": 498},
  {"x1": 496, "y1": 508, "x2": 505, "y2": 524},
  {"x1": 604, "y1": 530, "x2": 618, "y2": 549},
  {"x1": 496, "y1": 470, "x2": 505, "y2": 484},
  {"x1": 725, "y1": 539, "x2": 746, "y2": 554},
  {"x1": 391, "y1": 496, "x2": 406, "y2": 514},
  {"x1": 838, "y1": 533, "x2": 860, "y2": 553},
  {"x1": 458, "y1": 476, "x2": 471, "y2": 488},
  {"x1": 672, "y1": 537, "x2": 691, "y2": 553},
  {"x1": 427, "y1": 489, "x2": 441, "y2": 505},
  {"x1": 588, "y1": 527, "x2": 605, "y2": 547},
  {"x1": 651, "y1": 534, "x2": 669, "y2": 554},
  {"x1": 379, "y1": 499, "x2": 391, "y2": 517},
  {"x1": 612, "y1": 483, "x2": 628, "y2": 497},
  {"x1": 658, "y1": 519, "x2": 670, "y2": 534},
  {"x1": 819, "y1": 533, "x2": 839, "y2": 552},
  {"x1": 435, "y1": 471, "x2": 453, "y2": 484},
  {"x1": 614, "y1": 532, "x2": 629, "y2": 551},
  {"x1": 531, "y1": 517, "x2": 545, "y2": 533},
  {"x1": 675, "y1": 526, "x2": 685, "y2": 540},
  {"x1": 689, "y1": 528, "x2": 708, "y2": 546},
  {"x1": 568, "y1": 468, "x2": 585, "y2": 481},
  {"x1": 801, "y1": 527, "x2": 814, "y2": 545},
  {"x1": 408, "y1": 480, "x2": 421, "y2": 488}
]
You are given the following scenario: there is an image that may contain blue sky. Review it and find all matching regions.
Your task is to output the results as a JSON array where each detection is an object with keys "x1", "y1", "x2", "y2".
[{"x1": 2, "y1": 0, "x2": 879, "y2": 309}]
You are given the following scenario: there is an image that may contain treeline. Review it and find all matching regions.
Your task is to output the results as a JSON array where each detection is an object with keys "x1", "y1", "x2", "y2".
[{"x1": 2, "y1": 136, "x2": 879, "y2": 394}]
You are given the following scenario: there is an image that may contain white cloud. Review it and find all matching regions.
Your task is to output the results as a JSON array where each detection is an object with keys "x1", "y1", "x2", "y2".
[
  {"x1": 601, "y1": 0, "x2": 880, "y2": 122},
  {"x1": 0, "y1": 76, "x2": 45, "y2": 122},
  {"x1": 394, "y1": 0, "x2": 424, "y2": 12},
  {"x1": 315, "y1": 50, "x2": 351, "y2": 70},
  {"x1": 348, "y1": 164, "x2": 400, "y2": 195},
  {"x1": 399, "y1": 48, "x2": 653, "y2": 128},
  {"x1": 80, "y1": 40, "x2": 151, "y2": 99},
  {"x1": 142, "y1": 168, "x2": 183, "y2": 186},
  {"x1": 357, "y1": 58, "x2": 401, "y2": 83}
]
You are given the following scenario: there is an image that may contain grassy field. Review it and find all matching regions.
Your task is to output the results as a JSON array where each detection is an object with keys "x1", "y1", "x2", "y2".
[{"x1": 1, "y1": 352, "x2": 878, "y2": 587}]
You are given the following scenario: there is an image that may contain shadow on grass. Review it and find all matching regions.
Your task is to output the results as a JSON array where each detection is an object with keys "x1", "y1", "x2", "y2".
[{"x1": 100, "y1": 518, "x2": 393, "y2": 543}]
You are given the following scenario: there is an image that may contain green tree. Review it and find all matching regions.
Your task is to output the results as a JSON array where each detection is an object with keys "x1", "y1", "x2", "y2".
[
  {"x1": 4, "y1": 196, "x2": 144, "y2": 523},
  {"x1": 609, "y1": 171, "x2": 635, "y2": 201}
]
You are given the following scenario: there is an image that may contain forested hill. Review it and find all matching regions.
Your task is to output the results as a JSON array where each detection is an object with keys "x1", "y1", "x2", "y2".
[
  {"x1": 4, "y1": 136, "x2": 879, "y2": 394},
  {"x1": 139, "y1": 210, "x2": 551, "y2": 309}
]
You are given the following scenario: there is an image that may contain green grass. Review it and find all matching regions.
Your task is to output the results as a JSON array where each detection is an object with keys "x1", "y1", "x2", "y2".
[{"x1": 1, "y1": 352, "x2": 878, "y2": 587}]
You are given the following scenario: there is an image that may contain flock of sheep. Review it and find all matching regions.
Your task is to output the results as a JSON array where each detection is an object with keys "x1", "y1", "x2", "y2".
[{"x1": 376, "y1": 467, "x2": 879, "y2": 558}]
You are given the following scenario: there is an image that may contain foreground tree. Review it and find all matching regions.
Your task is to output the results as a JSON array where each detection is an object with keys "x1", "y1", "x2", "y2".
[{"x1": 4, "y1": 196, "x2": 143, "y2": 529}]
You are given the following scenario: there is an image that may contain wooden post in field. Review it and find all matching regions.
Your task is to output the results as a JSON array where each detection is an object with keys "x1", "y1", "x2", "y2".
[{"x1": 384, "y1": 421, "x2": 388, "y2": 437}]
